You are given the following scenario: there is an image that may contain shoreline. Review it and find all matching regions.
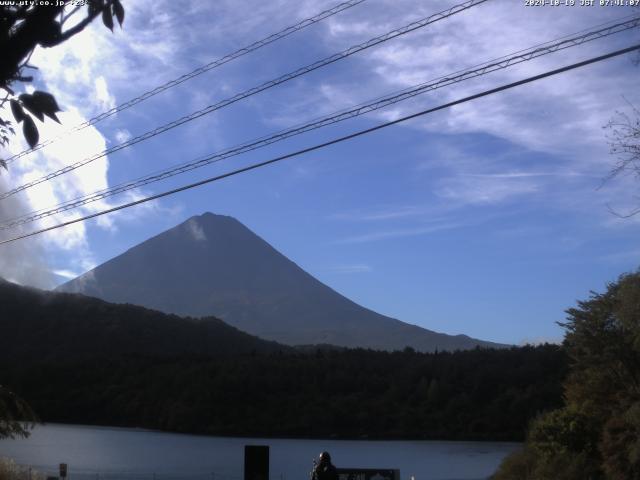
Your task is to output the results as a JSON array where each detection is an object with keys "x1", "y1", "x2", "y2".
[{"x1": 19, "y1": 422, "x2": 523, "y2": 446}]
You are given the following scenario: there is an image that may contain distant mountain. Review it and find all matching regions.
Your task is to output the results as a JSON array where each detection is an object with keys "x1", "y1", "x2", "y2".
[
  {"x1": 58, "y1": 213, "x2": 507, "y2": 352},
  {"x1": 0, "y1": 278, "x2": 287, "y2": 363}
]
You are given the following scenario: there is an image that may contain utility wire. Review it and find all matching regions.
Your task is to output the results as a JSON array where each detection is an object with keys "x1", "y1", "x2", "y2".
[
  {"x1": 2, "y1": 15, "x2": 638, "y2": 230},
  {"x1": 3, "y1": 0, "x2": 367, "y2": 165},
  {"x1": 2, "y1": 44, "x2": 637, "y2": 246},
  {"x1": 0, "y1": 0, "x2": 489, "y2": 201}
]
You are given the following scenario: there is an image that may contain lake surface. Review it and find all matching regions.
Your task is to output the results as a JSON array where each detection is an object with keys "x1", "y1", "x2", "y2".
[{"x1": 0, "y1": 424, "x2": 519, "y2": 480}]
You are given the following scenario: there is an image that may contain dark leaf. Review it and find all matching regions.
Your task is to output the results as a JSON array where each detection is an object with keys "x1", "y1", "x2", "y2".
[
  {"x1": 46, "y1": 111, "x2": 61, "y2": 124},
  {"x1": 0, "y1": 158, "x2": 6, "y2": 171},
  {"x1": 19, "y1": 94, "x2": 44, "y2": 122},
  {"x1": 102, "y1": 6, "x2": 114, "y2": 31},
  {"x1": 31, "y1": 91, "x2": 62, "y2": 123},
  {"x1": 22, "y1": 115, "x2": 39, "y2": 148},
  {"x1": 88, "y1": 0, "x2": 105, "y2": 16},
  {"x1": 32, "y1": 91, "x2": 61, "y2": 112},
  {"x1": 113, "y1": 0, "x2": 125, "y2": 26},
  {"x1": 10, "y1": 99, "x2": 25, "y2": 123}
]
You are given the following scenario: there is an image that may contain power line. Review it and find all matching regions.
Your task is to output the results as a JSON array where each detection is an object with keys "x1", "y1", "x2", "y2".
[
  {"x1": 2, "y1": 43, "x2": 637, "y2": 246},
  {"x1": 0, "y1": 0, "x2": 489, "y2": 201},
  {"x1": 3, "y1": 0, "x2": 368, "y2": 165},
  {"x1": 2, "y1": 15, "x2": 638, "y2": 230}
]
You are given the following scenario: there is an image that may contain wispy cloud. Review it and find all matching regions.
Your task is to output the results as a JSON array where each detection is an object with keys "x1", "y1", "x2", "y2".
[
  {"x1": 435, "y1": 174, "x2": 541, "y2": 205},
  {"x1": 336, "y1": 222, "x2": 465, "y2": 244},
  {"x1": 323, "y1": 1, "x2": 638, "y2": 156},
  {"x1": 326, "y1": 264, "x2": 373, "y2": 274},
  {"x1": 461, "y1": 171, "x2": 594, "y2": 179},
  {"x1": 52, "y1": 269, "x2": 81, "y2": 280},
  {"x1": 329, "y1": 205, "x2": 429, "y2": 222}
]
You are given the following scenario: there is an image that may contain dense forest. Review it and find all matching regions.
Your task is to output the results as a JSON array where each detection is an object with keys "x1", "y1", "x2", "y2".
[
  {"x1": 0, "y1": 278, "x2": 566, "y2": 441},
  {"x1": 1, "y1": 347, "x2": 565, "y2": 441}
]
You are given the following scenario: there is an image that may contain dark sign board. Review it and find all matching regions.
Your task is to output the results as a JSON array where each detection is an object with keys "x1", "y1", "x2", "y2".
[{"x1": 244, "y1": 445, "x2": 269, "y2": 480}]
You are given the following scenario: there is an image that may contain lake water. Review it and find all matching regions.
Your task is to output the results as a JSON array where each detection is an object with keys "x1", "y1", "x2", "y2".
[{"x1": 0, "y1": 424, "x2": 519, "y2": 480}]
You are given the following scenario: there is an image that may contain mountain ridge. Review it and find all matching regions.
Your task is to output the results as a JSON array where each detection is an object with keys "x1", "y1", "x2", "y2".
[
  {"x1": 0, "y1": 277, "x2": 288, "y2": 363},
  {"x1": 58, "y1": 212, "x2": 508, "y2": 352}
]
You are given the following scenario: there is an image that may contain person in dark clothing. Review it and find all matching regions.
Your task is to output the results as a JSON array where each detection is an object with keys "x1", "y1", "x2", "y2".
[{"x1": 312, "y1": 452, "x2": 338, "y2": 480}]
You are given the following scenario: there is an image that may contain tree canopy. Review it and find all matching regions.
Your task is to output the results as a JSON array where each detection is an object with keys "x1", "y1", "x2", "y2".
[{"x1": 494, "y1": 271, "x2": 640, "y2": 479}]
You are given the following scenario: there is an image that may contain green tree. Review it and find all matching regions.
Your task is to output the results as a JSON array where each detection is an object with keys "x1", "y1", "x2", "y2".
[
  {"x1": 600, "y1": 404, "x2": 640, "y2": 480},
  {"x1": 0, "y1": 0, "x2": 125, "y2": 159},
  {"x1": 562, "y1": 272, "x2": 640, "y2": 419},
  {"x1": 494, "y1": 271, "x2": 640, "y2": 479}
]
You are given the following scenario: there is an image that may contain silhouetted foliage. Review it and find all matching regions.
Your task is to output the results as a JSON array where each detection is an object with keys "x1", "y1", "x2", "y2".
[
  {"x1": 0, "y1": 1, "x2": 124, "y2": 153},
  {"x1": 2, "y1": 346, "x2": 566, "y2": 441},
  {"x1": 0, "y1": 280, "x2": 566, "y2": 441},
  {"x1": 494, "y1": 270, "x2": 640, "y2": 479},
  {"x1": 0, "y1": 279, "x2": 288, "y2": 361},
  {"x1": 0, "y1": 385, "x2": 37, "y2": 439}
]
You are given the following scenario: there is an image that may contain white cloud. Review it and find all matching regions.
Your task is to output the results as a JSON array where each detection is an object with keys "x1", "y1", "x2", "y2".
[
  {"x1": 187, "y1": 218, "x2": 207, "y2": 242},
  {"x1": 249, "y1": 2, "x2": 640, "y2": 228},
  {"x1": 0, "y1": 175, "x2": 53, "y2": 288},
  {"x1": 0, "y1": 108, "x2": 110, "y2": 272},
  {"x1": 94, "y1": 76, "x2": 116, "y2": 111},
  {"x1": 114, "y1": 128, "x2": 131, "y2": 143},
  {"x1": 52, "y1": 269, "x2": 80, "y2": 280},
  {"x1": 322, "y1": 1, "x2": 640, "y2": 171},
  {"x1": 0, "y1": 1, "x2": 203, "y2": 286},
  {"x1": 2, "y1": 0, "x2": 638, "y2": 288}
]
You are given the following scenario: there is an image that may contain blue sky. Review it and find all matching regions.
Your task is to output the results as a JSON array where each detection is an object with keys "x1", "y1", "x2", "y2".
[{"x1": 1, "y1": 0, "x2": 640, "y2": 344}]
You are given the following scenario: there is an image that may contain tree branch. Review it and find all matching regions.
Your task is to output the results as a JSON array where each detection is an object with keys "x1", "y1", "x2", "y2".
[
  {"x1": 57, "y1": 1, "x2": 113, "y2": 44},
  {"x1": 60, "y1": 5, "x2": 82, "y2": 26}
]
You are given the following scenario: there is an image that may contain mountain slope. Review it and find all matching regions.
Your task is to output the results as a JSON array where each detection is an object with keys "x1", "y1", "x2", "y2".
[
  {"x1": 0, "y1": 277, "x2": 287, "y2": 363},
  {"x1": 58, "y1": 213, "x2": 507, "y2": 351}
]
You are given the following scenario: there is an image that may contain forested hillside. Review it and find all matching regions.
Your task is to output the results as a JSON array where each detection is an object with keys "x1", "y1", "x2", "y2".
[
  {"x1": 0, "y1": 278, "x2": 287, "y2": 361},
  {"x1": 3, "y1": 346, "x2": 565, "y2": 440},
  {"x1": 0, "y1": 278, "x2": 565, "y2": 440}
]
